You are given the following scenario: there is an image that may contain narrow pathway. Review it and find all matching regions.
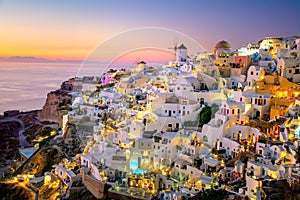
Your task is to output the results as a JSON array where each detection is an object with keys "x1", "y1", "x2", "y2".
[{"x1": 0, "y1": 117, "x2": 30, "y2": 147}]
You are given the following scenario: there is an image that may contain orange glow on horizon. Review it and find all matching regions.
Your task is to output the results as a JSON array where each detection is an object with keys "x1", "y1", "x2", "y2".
[
  {"x1": 0, "y1": 46, "x2": 91, "y2": 60},
  {"x1": 0, "y1": 46, "x2": 175, "y2": 63}
]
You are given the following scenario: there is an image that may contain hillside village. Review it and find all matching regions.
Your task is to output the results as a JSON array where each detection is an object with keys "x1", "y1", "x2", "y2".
[{"x1": 3, "y1": 36, "x2": 300, "y2": 200}]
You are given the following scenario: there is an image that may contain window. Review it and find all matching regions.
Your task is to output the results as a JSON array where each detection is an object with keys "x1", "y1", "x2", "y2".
[
  {"x1": 203, "y1": 135, "x2": 208, "y2": 142},
  {"x1": 179, "y1": 110, "x2": 181, "y2": 114},
  {"x1": 251, "y1": 71, "x2": 254, "y2": 75},
  {"x1": 237, "y1": 109, "x2": 240, "y2": 114},
  {"x1": 240, "y1": 97, "x2": 242, "y2": 102},
  {"x1": 183, "y1": 106, "x2": 185, "y2": 109},
  {"x1": 232, "y1": 109, "x2": 234, "y2": 114},
  {"x1": 165, "y1": 110, "x2": 167, "y2": 113},
  {"x1": 173, "y1": 110, "x2": 175, "y2": 114},
  {"x1": 143, "y1": 151, "x2": 148, "y2": 156}
]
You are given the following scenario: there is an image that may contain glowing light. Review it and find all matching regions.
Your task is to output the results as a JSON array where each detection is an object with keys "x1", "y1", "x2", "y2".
[
  {"x1": 50, "y1": 131, "x2": 56, "y2": 136},
  {"x1": 251, "y1": 135, "x2": 256, "y2": 144},
  {"x1": 271, "y1": 172, "x2": 277, "y2": 179},
  {"x1": 215, "y1": 140, "x2": 220, "y2": 150},
  {"x1": 281, "y1": 151, "x2": 287, "y2": 157}
]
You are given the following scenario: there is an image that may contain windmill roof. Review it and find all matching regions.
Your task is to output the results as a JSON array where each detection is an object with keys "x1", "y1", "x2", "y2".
[
  {"x1": 178, "y1": 44, "x2": 187, "y2": 49},
  {"x1": 138, "y1": 61, "x2": 146, "y2": 64}
]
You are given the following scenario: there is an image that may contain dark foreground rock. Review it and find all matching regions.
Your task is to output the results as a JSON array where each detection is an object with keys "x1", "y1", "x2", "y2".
[{"x1": 0, "y1": 182, "x2": 35, "y2": 200}]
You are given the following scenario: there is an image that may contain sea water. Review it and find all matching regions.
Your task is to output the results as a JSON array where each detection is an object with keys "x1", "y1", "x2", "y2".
[{"x1": 0, "y1": 62, "x2": 80, "y2": 114}]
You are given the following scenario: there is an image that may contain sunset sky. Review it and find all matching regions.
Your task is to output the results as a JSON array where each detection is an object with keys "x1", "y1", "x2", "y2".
[{"x1": 1, "y1": 0, "x2": 300, "y2": 61}]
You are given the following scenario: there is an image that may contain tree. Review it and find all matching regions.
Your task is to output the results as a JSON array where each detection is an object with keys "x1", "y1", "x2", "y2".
[{"x1": 198, "y1": 106, "x2": 212, "y2": 127}]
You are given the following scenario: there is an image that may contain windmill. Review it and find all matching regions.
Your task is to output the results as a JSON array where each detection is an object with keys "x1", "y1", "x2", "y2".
[{"x1": 168, "y1": 38, "x2": 179, "y2": 61}]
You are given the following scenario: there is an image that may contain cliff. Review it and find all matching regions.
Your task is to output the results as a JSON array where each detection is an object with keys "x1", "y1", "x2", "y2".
[{"x1": 38, "y1": 89, "x2": 71, "y2": 123}]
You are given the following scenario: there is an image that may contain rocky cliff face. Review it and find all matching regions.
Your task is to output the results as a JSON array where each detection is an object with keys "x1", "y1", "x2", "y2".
[{"x1": 38, "y1": 90, "x2": 71, "y2": 123}]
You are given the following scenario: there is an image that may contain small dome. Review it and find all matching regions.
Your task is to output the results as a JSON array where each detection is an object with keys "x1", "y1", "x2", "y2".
[{"x1": 215, "y1": 40, "x2": 231, "y2": 50}]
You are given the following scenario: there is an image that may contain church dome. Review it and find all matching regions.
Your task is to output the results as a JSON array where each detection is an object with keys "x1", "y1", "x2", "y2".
[{"x1": 214, "y1": 40, "x2": 231, "y2": 54}]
